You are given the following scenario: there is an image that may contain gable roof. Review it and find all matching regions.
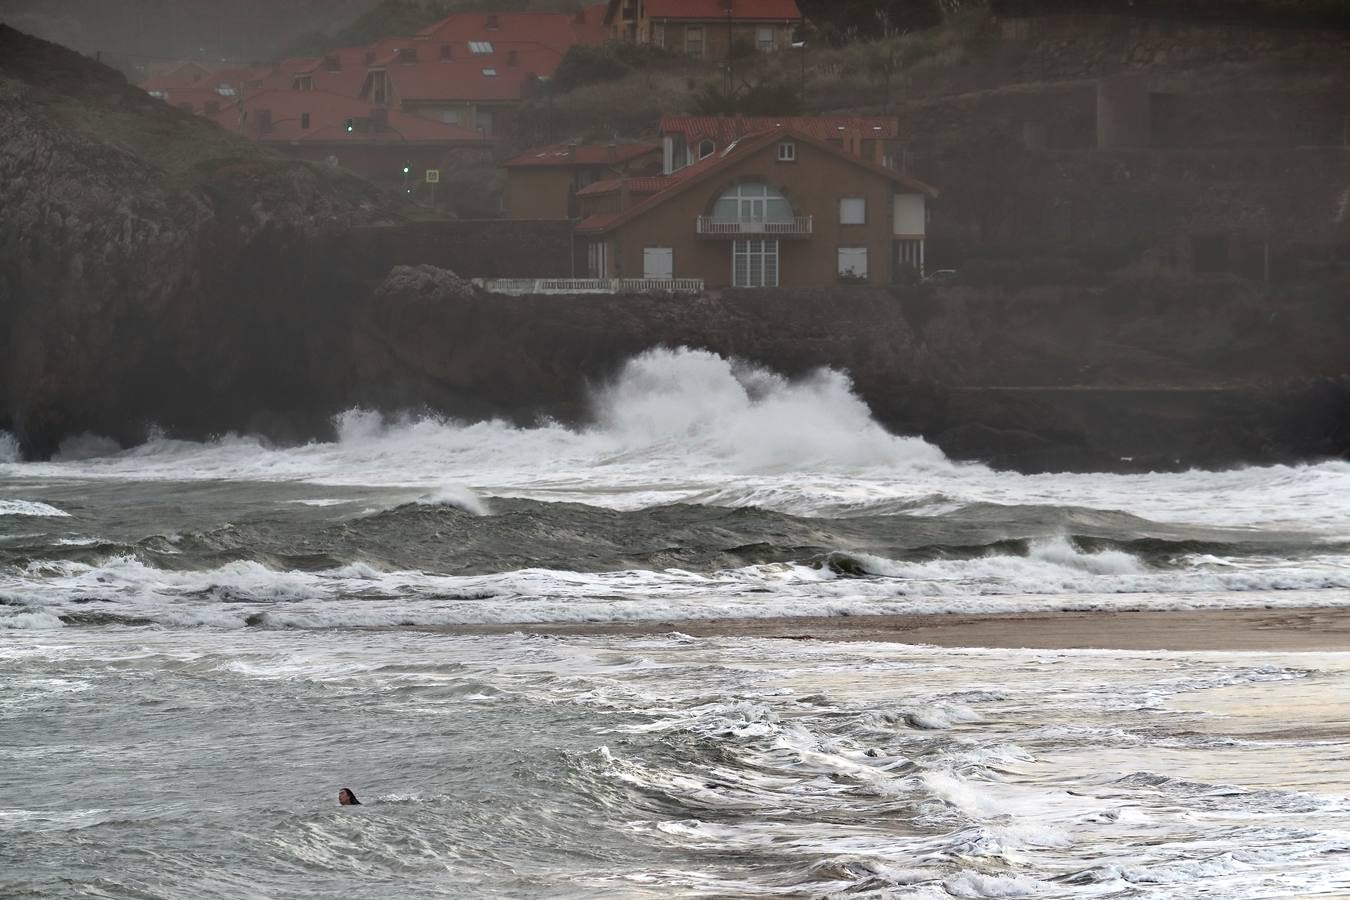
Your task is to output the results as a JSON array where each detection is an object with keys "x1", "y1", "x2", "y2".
[
  {"x1": 578, "y1": 125, "x2": 935, "y2": 234},
  {"x1": 415, "y1": 3, "x2": 608, "y2": 50},
  {"x1": 504, "y1": 142, "x2": 660, "y2": 168},
  {"x1": 618, "y1": 0, "x2": 802, "y2": 21},
  {"x1": 384, "y1": 49, "x2": 561, "y2": 103},
  {"x1": 576, "y1": 175, "x2": 672, "y2": 196},
  {"x1": 662, "y1": 116, "x2": 899, "y2": 145}
]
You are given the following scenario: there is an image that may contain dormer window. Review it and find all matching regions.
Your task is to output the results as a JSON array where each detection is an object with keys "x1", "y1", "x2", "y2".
[
  {"x1": 486, "y1": 14, "x2": 499, "y2": 30},
  {"x1": 482, "y1": 68, "x2": 498, "y2": 77},
  {"x1": 777, "y1": 141, "x2": 796, "y2": 162},
  {"x1": 698, "y1": 138, "x2": 716, "y2": 159},
  {"x1": 469, "y1": 41, "x2": 493, "y2": 54},
  {"x1": 440, "y1": 44, "x2": 452, "y2": 60},
  {"x1": 396, "y1": 47, "x2": 417, "y2": 63},
  {"x1": 293, "y1": 75, "x2": 313, "y2": 91}
]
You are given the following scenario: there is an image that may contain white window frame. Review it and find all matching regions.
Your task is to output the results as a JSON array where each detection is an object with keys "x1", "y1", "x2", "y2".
[
  {"x1": 482, "y1": 68, "x2": 498, "y2": 77},
  {"x1": 757, "y1": 26, "x2": 774, "y2": 51},
  {"x1": 588, "y1": 241, "x2": 609, "y2": 278},
  {"x1": 469, "y1": 41, "x2": 494, "y2": 54},
  {"x1": 686, "y1": 25, "x2": 705, "y2": 57},
  {"x1": 840, "y1": 197, "x2": 866, "y2": 225},
  {"x1": 733, "y1": 239, "x2": 779, "y2": 288},
  {"x1": 777, "y1": 141, "x2": 796, "y2": 162},
  {"x1": 838, "y1": 246, "x2": 869, "y2": 279},
  {"x1": 643, "y1": 246, "x2": 674, "y2": 279}
]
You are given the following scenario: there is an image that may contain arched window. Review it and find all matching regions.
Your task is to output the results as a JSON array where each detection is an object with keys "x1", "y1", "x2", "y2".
[
  {"x1": 711, "y1": 182, "x2": 794, "y2": 223},
  {"x1": 698, "y1": 139, "x2": 716, "y2": 159}
]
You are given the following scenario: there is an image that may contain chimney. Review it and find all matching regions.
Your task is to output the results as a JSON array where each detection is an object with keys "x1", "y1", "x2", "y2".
[
  {"x1": 256, "y1": 108, "x2": 272, "y2": 134},
  {"x1": 567, "y1": 142, "x2": 578, "y2": 161}
]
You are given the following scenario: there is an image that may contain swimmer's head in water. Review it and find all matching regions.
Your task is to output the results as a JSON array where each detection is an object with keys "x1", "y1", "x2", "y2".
[{"x1": 338, "y1": 788, "x2": 361, "y2": 806}]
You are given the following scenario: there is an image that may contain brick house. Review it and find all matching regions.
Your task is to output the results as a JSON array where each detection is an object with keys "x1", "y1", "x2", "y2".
[
  {"x1": 354, "y1": 4, "x2": 608, "y2": 138},
  {"x1": 576, "y1": 126, "x2": 936, "y2": 287},
  {"x1": 503, "y1": 142, "x2": 663, "y2": 218},
  {"x1": 604, "y1": 0, "x2": 803, "y2": 56},
  {"x1": 205, "y1": 88, "x2": 495, "y2": 188}
]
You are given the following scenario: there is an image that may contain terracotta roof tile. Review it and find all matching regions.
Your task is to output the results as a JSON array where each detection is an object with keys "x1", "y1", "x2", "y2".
[
  {"x1": 415, "y1": 2, "x2": 608, "y2": 51},
  {"x1": 578, "y1": 125, "x2": 934, "y2": 234},
  {"x1": 645, "y1": 0, "x2": 801, "y2": 20},
  {"x1": 661, "y1": 116, "x2": 898, "y2": 144},
  {"x1": 504, "y1": 142, "x2": 660, "y2": 168}
]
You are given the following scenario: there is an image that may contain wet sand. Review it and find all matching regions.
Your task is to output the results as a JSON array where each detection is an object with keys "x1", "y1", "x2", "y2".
[{"x1": 440, "y1": 607, "x2": 1350, "y2": 652}]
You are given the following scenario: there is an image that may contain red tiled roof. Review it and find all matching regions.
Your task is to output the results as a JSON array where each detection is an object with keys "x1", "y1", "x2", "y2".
[
  {"x1": 415, "y1": 2, "x2": 608, "y2": 51},
  {"x1": 203, "y1": 89, "x2": 494, "y2": 144},
  {"x1": 576, "y1": 211, "x2": 624, "y2": 231},
  {"x1": 576, "y1": 175, "x2": 673, "y2": 196},
  {"x1": 645, "y1": 0, "x2": 801, "y2": 20},
  {"x1": 661, "y1": 116, "x2": 898, "y2": 145},
  {"x1": 504, "y1": 142, "x2": 660, "y2": 168},
  {"x1": 578, "y1": 125, "x2": 934, "y2": 234},
  {"x1": 388, "y1": 49, "x2": 562, "y2": 103}
]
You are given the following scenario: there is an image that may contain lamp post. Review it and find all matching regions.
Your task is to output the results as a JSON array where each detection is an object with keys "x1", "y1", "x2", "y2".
[{"x1": 792, "y1": 40, "x2": 807, "y2": 110}]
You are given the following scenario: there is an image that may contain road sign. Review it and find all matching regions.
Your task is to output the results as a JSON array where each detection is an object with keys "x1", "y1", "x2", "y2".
[{"x1": 425, "y1": 169, "x2": 440, "y2": 184}]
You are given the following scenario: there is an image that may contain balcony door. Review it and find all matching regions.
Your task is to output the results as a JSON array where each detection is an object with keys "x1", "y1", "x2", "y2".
[
  {"x1": 712, "y1": 183, "x2": 794, "y2": 228},
  {"x1": 732, "y1": 239, "x2": 779, "y2": 288}
]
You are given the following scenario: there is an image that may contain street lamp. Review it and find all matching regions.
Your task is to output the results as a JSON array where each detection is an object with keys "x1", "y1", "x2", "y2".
[{"x1": 791, "y1": 40, "x2": 807, "y2": 110}]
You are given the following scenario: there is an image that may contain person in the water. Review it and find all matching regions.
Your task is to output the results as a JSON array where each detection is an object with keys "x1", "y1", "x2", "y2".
[{"x1": 338, "y1": 788, "x2": 361, "y2": 806}]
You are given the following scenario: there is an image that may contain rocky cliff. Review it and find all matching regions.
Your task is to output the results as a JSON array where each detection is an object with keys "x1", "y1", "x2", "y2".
[{"x1": 0, "y1": 25, "x2": 392, "y2": 455}]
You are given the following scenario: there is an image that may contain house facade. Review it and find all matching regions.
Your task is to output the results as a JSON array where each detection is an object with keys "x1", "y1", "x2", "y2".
[
  {"x1": 205, "y1": 89, "x2": 495, "y2": 188},
  {"x1": 604, "y1": 0, "x2": 803, "y2": 56},
  {"x1": 503, "y1": 142, "x2": 662, "y2": 218},
  {"x1": 576, "y1": 127, "x2": 935, "y2": 288}
]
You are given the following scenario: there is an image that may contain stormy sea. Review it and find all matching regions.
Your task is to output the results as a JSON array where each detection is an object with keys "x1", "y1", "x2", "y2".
[{"x1": 3, "y1": 348, "x2": 1349, "y2": 898}]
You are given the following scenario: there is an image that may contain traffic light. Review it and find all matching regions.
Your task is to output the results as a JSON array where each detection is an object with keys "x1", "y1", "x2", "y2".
[{"x1": 344, "y1": 118, "x2": 354, "y2": 133}]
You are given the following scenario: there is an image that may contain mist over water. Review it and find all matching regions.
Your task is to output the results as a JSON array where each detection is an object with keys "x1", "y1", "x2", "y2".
[{"x1": 4, "y1": 348, "x2": 1349, "y2": 897}]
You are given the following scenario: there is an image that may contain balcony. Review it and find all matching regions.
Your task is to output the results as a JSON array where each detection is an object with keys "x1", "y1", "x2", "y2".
[
  {"x1": 696, "y1": 216, "x2": 813, "y2": 238},
  {"x1": 472, "y1": 278, "x2": 704, "y2": 296}
]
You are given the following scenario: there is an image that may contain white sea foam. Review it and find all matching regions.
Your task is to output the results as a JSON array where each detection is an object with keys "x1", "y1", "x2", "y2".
[
  {"x1": 6, "y1": 348, "x2": 1344, "y2": 534},
  {"x1": 0, "y1": 500, "x2": 70, "y2": 518},
  {"x1": 0, "y1": 432, "x2": 18, "y2": 464},
  {"x1": 3, "y1": 540, "x2": 1348, "y2": 630}
]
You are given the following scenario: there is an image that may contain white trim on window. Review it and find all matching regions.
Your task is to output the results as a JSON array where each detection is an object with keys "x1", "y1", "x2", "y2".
[
  {"x1": 840, "y1": 197, "x2": 866, "y2": 225},
  {"x1": 838, "y1": 246, "x2": 869, "y2": 279},
  {"x1": 777, "y1": 141, "x2": 796, "y2": 162}
]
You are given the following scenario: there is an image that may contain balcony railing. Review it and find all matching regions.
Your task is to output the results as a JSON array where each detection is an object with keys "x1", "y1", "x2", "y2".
[
  {"x1": 696, "y1": 215, "x2": 813, "y2": 238},
  {"x1": 473, "y1": 278, "x2": 704, "y2": 295}
]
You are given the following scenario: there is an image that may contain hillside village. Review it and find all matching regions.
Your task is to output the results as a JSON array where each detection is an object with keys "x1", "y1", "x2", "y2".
[{"x1": 128, "y1": 0, "x2": 1350, "y2": 293}]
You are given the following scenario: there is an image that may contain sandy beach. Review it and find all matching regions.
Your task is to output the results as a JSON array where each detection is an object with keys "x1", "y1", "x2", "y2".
[{"x1": 439, "y1": 606, "x2": 1350, "y2": 652}]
